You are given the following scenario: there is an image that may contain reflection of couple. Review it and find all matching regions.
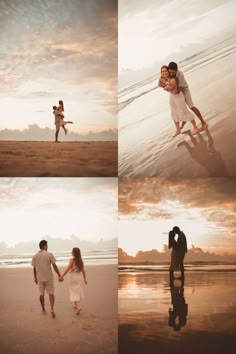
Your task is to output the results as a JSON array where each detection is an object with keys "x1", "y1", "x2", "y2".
[
  {"x1": 168, "y1": 278, "x2": 188, "y2": 331},
  {"x1": 158, "y1": 62, "x2": 207, "y2": 137},
  {"x1": 168, "y1": 226, "x2": 187, "y2": 281},
  {"x1": 168, "y1": 227, "x2": 188, "y2": 331},
  {"x1": 32, "y1": 240, "x2": 87, "y2": 318},
  {"x1": 53, "y1": 100, "x2": 73, "y2": 142}
]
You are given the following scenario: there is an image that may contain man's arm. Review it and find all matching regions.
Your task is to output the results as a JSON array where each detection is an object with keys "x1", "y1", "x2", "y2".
[
  {"x1": 33, "y1": 267, "x2": 38, "y2": 284},
  {"x1": 52, "y1": 263, "x2": 61, "y2": 279}
]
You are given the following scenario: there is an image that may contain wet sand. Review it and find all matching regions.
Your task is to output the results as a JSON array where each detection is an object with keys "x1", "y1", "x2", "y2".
[
  {"x1": 119, "y1": 38, "x2": 236, "y2": 177},
  {"x1": 0, "y1": 141, "x2": 118, "y2": 177},
  {"x1": 119, "y1": 271, "x2": 236, "y2": 354},
  {"x1": 0, "y1": 265, "x2": 117, "y2": 354}
]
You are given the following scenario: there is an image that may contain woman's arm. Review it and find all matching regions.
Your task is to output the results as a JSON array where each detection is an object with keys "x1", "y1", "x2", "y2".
[
  {"x1": 82, "y1": 267, "x2": 88, "y2": 284},
  {"x1": 61, "y1": 258, "x2": 74, "y2": 278},
  {"x1": 158, "y1": 77, "x2": 166, "y2": 88},
  {"x1": 164, "y1": 78, "x2": 176, "y2": 92}
]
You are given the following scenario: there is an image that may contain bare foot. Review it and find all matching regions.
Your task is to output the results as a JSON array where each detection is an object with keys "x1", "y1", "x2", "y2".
[
  {"x1": 65, "y1": 129, "x2": 68, "y2": 135},
  {"x1": 55, "y1": 141, "x2": 60, "y2": 143},
  {"x1": 180, "y1": 122, "x2": 186, "y2": 129},
  {"x1": 192, "y1": 127, "x2": 199, "y2": 135},
  {"x1": 76, "y1": 309, "x2": 81, "y2": 315},
  {"x1": 51, "y1": 311, "x2": 56, "y2": 318},
  {"x1": 199, "y1": 123, "x2": 208, "y2": 132},
  {"x1": 42, "y1": 309, "x2": 46, "y2": 314},
  {"x1": 173, "y1": 130, "x2": 181, "y2": 138}
]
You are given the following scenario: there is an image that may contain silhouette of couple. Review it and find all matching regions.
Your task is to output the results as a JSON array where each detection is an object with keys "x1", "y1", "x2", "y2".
[{"x1": 168, "y1": 226, "x2": 187, "y2": 281}]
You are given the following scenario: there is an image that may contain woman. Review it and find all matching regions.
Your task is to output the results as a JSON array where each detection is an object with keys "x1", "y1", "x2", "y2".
[
  {"x1": 169, "y1": 230, "x2": 179, "y2": 280},
  {"x1": 159, "y1": 66, "x2": 199, "y2": 137},
  {"x1": 57, "y1": 100, "x2": 73, "y2": 135},
  {"x1": 60, "y1": 247, "x2": 87, "y2": 315}
]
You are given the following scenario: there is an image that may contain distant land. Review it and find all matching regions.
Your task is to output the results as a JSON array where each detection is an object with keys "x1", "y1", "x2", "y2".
[
  {"x1": 0, "y1": 124, "x2": 117, "y2": 141},
  {"x1": 119, "y1": 246, "x2": 236, "y2": 264},
  {"x1": 0, "y1": 236, "x2": 117, "y2": 254}
]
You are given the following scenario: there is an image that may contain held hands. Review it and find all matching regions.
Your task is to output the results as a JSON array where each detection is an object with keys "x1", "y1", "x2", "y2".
[{"x1": 58, "y1": 275, "x2": 64, "y2": 282}]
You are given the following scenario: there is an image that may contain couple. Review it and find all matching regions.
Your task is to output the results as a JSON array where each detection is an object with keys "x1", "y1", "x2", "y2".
[
  {"x1": 158, "y1": 62, "x2": 207, "y2": 137},
  {"x1": 32, "y1": 240, "x2": 87, "y2": 318},
  {"x1": 168, "y1": 226, "x2": 187, "y2": 281},
  {"x1": 53, "y1": 100, "x2": 73, "y2": 142}
]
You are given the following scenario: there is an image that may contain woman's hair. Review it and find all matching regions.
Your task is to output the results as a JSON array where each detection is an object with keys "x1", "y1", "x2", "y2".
[
  {"x1": 59, "y1": 100, "x2": 64, "y2": 111},
  {"x1": 72, "y1": 247, "x2": 84, "y2": 271}
]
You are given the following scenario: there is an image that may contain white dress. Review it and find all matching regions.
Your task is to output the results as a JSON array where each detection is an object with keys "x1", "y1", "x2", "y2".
[
  {"x1": 169, "y1": 91, "x2": 195, "y2": 122},
  {"x1": 69, "y1": 268, "x2": 84, "y2": 302}
]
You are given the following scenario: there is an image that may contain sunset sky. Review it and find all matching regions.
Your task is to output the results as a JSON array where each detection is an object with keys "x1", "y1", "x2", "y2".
[
  {"x1": 0, "y1": 178, "x2": 117, "y2": 246},
  {"x1": 0, "y1": 0, "x2": 117, "y2": 136},
  {"x1": 119, "y1": 178, "x2": 236, "y2": 256},
  {"x1": 119, "y1": 0, "x2": 236, "y2": 87}
]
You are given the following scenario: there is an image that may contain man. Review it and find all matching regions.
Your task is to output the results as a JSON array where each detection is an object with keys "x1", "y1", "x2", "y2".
[
  {"x1": 173, "y1": 226, "x2": 188, "y2": 279},
  {"x1": 32, "y1": 240, "x2": 62, "y2": 318},
  {"x1": 53, "y1": 105, "x2": 62, "y2": 143},
  {"x1": 168, "y1": 62, "x2": 207, "y2": 131}
]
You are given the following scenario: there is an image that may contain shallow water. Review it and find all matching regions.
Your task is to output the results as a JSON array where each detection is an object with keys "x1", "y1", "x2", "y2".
[
  {"x1": 119, "y1": 36, "x2": 236, "y2": 177},
  {"x1": 119, "y1": 271, "x2": 236, "y2": 354}
]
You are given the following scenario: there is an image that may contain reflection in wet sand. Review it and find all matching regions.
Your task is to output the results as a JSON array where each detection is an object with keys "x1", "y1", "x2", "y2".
[
  {"x1": 178, "y1": 128, "x2": 229, "y2": 176},
  {"x1": 119, "y1": 271, "x2": 236, "y2": 354}
]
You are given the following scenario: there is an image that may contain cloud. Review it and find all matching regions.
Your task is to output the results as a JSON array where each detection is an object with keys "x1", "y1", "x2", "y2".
[{"x1": 0, "y1": 124, "x2": 117, "y2": 141}]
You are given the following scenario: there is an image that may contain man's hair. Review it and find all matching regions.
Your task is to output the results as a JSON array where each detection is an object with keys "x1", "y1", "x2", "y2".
[
  {"x1": 39, "y1": 240, "x2": 47, "y2": 250},
  {"x1": 168, "y1": 62, "x2": 178, "y2": 71},
  {"x1": 53, "y1": 106, "x2": 56, "y2": 110},
  {"x1": 173, "y1": 226, "x2": 180, "y2": 233}
]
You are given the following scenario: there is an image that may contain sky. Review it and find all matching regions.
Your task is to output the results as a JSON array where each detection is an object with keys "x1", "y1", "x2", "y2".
[
  {"x1": 119, "y1": 178, "x2": 236, "y2": 256},
  {"x1": 0, "y1": 0, "x2": 117, "y2": 136},
  {"x1": 119, "y1": 0, "x2": 236, "y2": 88},
  {"x1": 0, "y1": 178, "x2": 117, "y2": 246}
]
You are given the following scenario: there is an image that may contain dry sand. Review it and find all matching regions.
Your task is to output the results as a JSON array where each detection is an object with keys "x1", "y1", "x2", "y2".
[
  {"x1": 0, "y1": 265, "x2": 117, "y2": 354},
  {"x1": 0, "y1": 141, "x2": 118, "y2": 177}
]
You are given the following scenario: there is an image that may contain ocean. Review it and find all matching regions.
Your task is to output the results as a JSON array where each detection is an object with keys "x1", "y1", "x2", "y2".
[{"x1": 0, "y1": 248, "x2": 117, "y2": 268}]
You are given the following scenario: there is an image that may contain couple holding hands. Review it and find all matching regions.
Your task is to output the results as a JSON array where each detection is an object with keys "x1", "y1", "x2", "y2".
[{"x1": 32, "y1": 240, "x2": 87, "y2": 318}]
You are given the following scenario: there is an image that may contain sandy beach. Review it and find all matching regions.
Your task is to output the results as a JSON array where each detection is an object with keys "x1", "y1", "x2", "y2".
[
  {"x1": 119, "y1": 270, "x2": 236, "y2": 354},
  {"x1": 0, "y1": 265, "x2": 117, "y2": 354},
  {"x1": 119, "y1": 36, "x2": 236, "y2": 177},
  {"x1": 0, "y1": 141, "x2": 117, "y2": 177}
]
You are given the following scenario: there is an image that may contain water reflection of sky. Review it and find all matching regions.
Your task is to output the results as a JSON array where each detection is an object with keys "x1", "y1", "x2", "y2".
[{"x1": 119, "y1": 272, "x2": 236, "y2": 334}]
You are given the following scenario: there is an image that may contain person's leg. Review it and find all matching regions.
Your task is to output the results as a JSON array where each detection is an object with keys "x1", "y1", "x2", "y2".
[
  {"x1": 55, "y1": 126, "x2": 60, "y2": 142},
  {"x1": 190, "y1": 107, "x2": 207, "y2": 130},
  {"x1": 173, "y1": 121, "x2": 181, "y2": 137},
  {"x1": 49, "y1": 294, "x2": 55, "y2": 317},
  {"x1": 180, "y1": 262, "x2": 185, "y2": 279},
  {"x1": 46, "y1": 280, "x2": 55, "y2": 317},
  {"x1": 62, "y1": 125, "x2": 67, "y2": 135},
  {"x1": 39, "y1": 295, "x2": 46, "y2": 312},
  {"x1": 183, "y1": 88, "x2": 207, "y2": 130},
  {"x1": 38, "y1": 282, "x2": 46, "y2": 313},
  {"x1": 190, "y1": 119, "x2": 199, "y2": 135},
  {"x1": 180, "y1": 121, "x2": 186, "y2": 129},
  {"x1": 75, "y1": 300, "x2": 81, "y2": 314}
]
